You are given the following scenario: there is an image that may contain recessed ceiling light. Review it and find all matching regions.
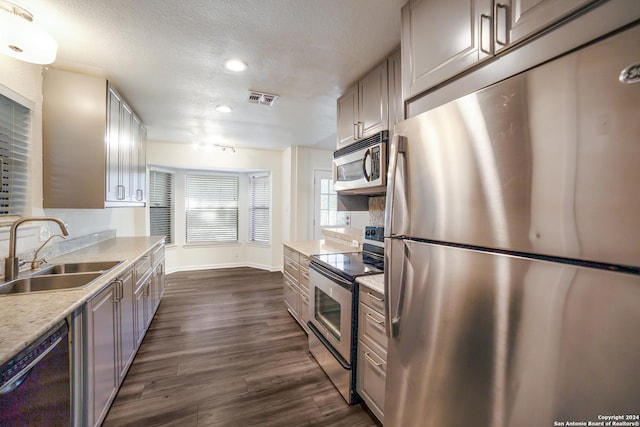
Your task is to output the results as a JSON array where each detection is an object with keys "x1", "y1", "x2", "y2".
[
  {"x1": 224, "y1": 59, "x2": 247, "y2": 72},
  {"x1": 216, "y1": 105, "x2": 232, "y2": 113}
]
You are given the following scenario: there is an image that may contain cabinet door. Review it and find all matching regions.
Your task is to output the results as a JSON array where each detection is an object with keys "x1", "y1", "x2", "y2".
[
  {"x1": 359, "y1": 60, "x2": 389, "y2": 139},
  {"x1": 106, "y1": 87, "x2": 122, "y2": 202},
  {"x1": 283, "y1": 274, "x2": 299, "y2": 318},
  {"x1": 117, "y1": 269, "x2": 136, "y2": 383},
  {"x1": 509, "y1": 0, "x2": 593, "y2": 45},
  {"x1": 336, "y1": 84, "x2": 358, "y2": 149},
  {"x1": 137, "y1": 124, "x2": 147, "y2": 202},
  {"x1": 402, "y1": 0, "x2": 492, "y2": 100},
  {"x1": 86, "y1": 284, "x2": 118, "y2": 427},
  {"x1": 135, "y1": 285, "x2": 146, "y2": 347},
  {"x1": 388, "y1": 49, "x2": 403, "y2": 132},
  {"x1": 119, "y1": 103, "x2": 133, "y2": 201}
]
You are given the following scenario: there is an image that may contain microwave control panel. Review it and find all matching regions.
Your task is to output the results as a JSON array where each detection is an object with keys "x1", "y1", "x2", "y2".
[{"x1": 371, "y1": 146, "x2": 380, "y2": 181}]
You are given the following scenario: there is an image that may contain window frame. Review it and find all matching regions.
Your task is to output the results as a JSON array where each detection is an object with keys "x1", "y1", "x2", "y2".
[
  {"x1": 248, "y1": 173, "x2": 271, "y2": 245},
  {"x1": 184, "y1": 172, "x2": 239, "y2": 244},
  {"x1": 0, "y1": 88, "x2": 33, "y2": 221},
  {"x1": 148, "y1": 168, "x2": 174, "y2": 244}
]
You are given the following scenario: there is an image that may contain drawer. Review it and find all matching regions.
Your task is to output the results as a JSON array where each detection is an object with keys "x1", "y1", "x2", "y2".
[
  {"x1": 283, "y1": 246, "x2": 300, "y2": 264},
  {"x1": 359, "y1": 303, "x2": 388, "y2": 355},
  {"x1": 299, "y1": 253, "x2": 310, "y2": 269},
  {"x1": 284, "y1": 256, "x2": 300, "y2": 282},
  {"x1": 135, "y1": 255, "x2": 152, "y2": 283},
  {"x1": 299, "y1": 266, "x2": 310, "y2": 291},
  {"x1": 357, "y1": 340, "x2": 386, "y2": 423},
  {"x1": 360, "y1": 287, "x2": 385, "y2": 313}
]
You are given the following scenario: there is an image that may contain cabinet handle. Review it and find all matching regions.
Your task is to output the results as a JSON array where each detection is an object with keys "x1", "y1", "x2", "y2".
[
  {"x1": 480, "y1": 14, "x2": 493, "y2": 55},
  {"x1": 359, "y1": 121, "x2": 364, "y2": 139},
  {"x1": 367, "y1": 292, "x2": 383, "y2": 302},
  {"x1": 353, "y1": 123, "x2": 359, "y2": 139},
  {"x1": 116, "y1": 185, "x2": 126, "y2": 200},
  {"x1": 136, "y1": 189, "x2": 144, "y2": 201},
  {"x1": 495, "y1": 3, "x2": 509, "y2": 46},
  {"x1": 366, "y1": 313, "x2": 385, "y2": 330},
  {"x1": 364, "y1": 352, "x2": 383, "y2": 368}
]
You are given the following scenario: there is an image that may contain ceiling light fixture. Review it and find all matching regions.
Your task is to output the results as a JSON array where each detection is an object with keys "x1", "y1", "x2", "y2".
[
  {"x1": 0, "y1": 0, "x2": 57, "y2": 64},
  {"x1": 224, "y1": 59, "x2": 247, "y2": 72},
  {"x1": 215, "y1": 105, "x2": 232, "y2": 113}
]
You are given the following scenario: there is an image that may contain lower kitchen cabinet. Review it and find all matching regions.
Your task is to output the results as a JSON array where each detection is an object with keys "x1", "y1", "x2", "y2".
[
  {"x1": 357, "y1": 286, "x2": 387, "y2": 423},
  {"x1": 82, "y1": 241, "x2": 165, "y2": 427},
  {"x1": 85, "y1": 282, "x2": 118, "y2": 427},
  {"x1": 117, "y1": 268, "x2": 136, "y2": 384},
  {"x1": 282, "y1": 245, "x2": 310, "y2": 333}
]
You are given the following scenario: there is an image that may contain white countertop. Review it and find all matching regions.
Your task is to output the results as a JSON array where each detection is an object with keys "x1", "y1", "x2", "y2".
[
  {"x1": 0, "y1": 236, "x2": 164, "y2": 366},
  {"x1": 356, "y1": 273, "x2": 384, "y2": 295},
  {"x1": 282, "y1": 239, "x2": 360, "y2": 258}
]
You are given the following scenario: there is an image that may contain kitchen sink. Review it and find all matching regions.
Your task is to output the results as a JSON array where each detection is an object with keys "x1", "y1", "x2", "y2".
[
  {"x1": 0, "y1": 272, "x2": 103, "y2": 294},
  {"x1": 36, "y1": 260, "x2": 123, "y2": 275}
]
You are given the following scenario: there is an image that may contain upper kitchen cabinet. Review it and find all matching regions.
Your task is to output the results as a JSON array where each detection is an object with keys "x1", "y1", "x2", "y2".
[
  {"x1": 43, "y1": 68, "x2": 147, "y2": 208},
  {"x1": 402, "y1": 0, "x2": 596, "y2": 100},
  {"x1": 387, "y1": 49, "x2": 403, "y2": 130},
  {"x1": 336, "y1": 60, "x2": 389, "y2": 149},
  {"x1": 401, "y1": 0, "x2": 492, "y2": 101},
  {"x1": 505, "y1": 0, "x2": 594, "y2": 49}
]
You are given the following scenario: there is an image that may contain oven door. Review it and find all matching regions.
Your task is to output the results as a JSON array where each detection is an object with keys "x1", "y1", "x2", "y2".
[{"x1": 308, "y1": 264, "x2": 353, "y2": 363}]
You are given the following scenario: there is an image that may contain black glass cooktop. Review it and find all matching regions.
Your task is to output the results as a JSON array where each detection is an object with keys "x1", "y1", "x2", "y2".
[{"x1": 311, "y1": 251, "x2": 383, "y2": 282}]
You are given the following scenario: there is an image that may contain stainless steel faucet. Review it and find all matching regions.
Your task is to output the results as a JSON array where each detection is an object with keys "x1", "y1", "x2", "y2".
[{"x1": 4, "y1": 217, "x2": 70, "y2": 281}]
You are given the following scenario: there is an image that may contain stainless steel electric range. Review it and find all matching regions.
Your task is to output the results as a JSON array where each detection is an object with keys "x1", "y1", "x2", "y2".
[{"x1": 307, "y1": 226, "x2": 384, "y2": 404}]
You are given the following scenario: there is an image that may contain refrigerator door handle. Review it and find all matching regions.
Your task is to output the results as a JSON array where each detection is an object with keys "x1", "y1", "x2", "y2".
[
  {"x1": 384, "y1": 135, "x2": 406, "y2": 236},
  {"x1": 384, "y1": 239, "x2": 406, "y2": 338}
]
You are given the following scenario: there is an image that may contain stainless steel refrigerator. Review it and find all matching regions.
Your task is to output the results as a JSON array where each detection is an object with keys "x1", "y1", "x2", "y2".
[{"x1": 384, "y1": 24, "x2": 640, "y2": 427}]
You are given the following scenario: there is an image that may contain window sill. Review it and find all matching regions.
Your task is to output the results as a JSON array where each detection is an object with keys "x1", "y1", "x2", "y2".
[{"x1": 247, "y1": 242, "x2": 271, "y2": 248}]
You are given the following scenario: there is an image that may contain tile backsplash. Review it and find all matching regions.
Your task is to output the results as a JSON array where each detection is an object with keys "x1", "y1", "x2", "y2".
[{"x1": 369, "y1": 196, "x2": 385, "y2": 226}]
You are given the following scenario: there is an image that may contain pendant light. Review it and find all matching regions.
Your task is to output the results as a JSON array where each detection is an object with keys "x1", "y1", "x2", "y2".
[{"x1": 0, "y1": 0, "x2": 57, "y2": 64}]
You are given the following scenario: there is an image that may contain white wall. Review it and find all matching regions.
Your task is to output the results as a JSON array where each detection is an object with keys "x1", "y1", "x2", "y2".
[
  {"x1": 147, "y1": 140, "x2": 284, "y2": 273},
  {"x1": 282, "y1": 146, "x2": 334, "y2": 241},
  {"x1": 0, "y1": 55, "x2": 141, "y2": 260}
]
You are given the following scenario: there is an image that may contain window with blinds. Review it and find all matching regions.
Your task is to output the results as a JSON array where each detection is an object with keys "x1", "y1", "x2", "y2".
[
  {"x1": 249, "y1": 174, "x2": 271, "y2": 244},
  {"x1": 185, "y1": 174, "x2": 238, "y2": 243},
  {"x1": 0, "y1": 93, "x2": 30, "y2": 216},
  {"x1": 149, "y1": 170, "x2": 173, "y2": 244}
]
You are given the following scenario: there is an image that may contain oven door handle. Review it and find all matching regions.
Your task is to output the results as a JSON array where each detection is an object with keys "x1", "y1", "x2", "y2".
[
  {"x1": 310, "y1": 262, "x2": 353, "y2": 289},
  {"x1": 307, "y1": 322, "x2": 351, "y2": 370}
]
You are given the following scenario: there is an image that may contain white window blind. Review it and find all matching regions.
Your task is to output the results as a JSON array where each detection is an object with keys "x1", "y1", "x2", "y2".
[
  {"x1": 149, "y1": 170, "x2": 173, "y2": 244},
  {"x1": 185, "y1": 174, "x2": 238, "y2": 243},
  {"x1": 249, "y1": 174, "x2": 271, "y2": 244},
  {"x1": 0, "y1": 94, "x2": 30, "y2": 216}
]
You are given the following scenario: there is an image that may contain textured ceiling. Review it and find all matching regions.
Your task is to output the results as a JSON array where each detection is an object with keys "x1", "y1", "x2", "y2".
[{"x1": 25, "y1": 0, "x2": 405, "y2": 151}]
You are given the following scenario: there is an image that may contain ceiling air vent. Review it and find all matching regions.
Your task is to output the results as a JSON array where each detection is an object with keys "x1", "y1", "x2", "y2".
[{"x1": 248, "y1": 90, "x2": 278, "y2": 106}]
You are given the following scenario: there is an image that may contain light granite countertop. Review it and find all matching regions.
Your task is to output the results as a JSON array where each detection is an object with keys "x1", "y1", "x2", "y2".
[
  {"x1": 0, "y1": 236, "x2": 164, "y2": 366},
  {"x1": 282, "y1": 239, "x2": 360, "y2": 258},
  {"x1": 356, "y1": 273, "x2": 384, "y2": 295}
]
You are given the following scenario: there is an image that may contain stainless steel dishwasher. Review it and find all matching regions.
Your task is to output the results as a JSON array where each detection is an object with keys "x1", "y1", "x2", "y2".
[{"x1": 0, "y1": 320, "x2": 71, "y2": 426}]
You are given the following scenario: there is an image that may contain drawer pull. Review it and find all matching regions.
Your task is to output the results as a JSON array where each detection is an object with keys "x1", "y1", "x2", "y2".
[
  {"x1": 364, "y1": 352, "x2": 383, "y2": 368},
  {"x1": 367, "y1": 292, "x2": 383, "y2": 302},
  {"x1": 366, "y1": 312, "x2": 384, "y2": 325}
]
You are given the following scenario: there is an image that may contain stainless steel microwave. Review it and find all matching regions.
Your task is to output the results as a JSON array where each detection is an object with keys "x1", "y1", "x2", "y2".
[{"x1": 333, "y1": 131, "x2": 388, "y2": 195}]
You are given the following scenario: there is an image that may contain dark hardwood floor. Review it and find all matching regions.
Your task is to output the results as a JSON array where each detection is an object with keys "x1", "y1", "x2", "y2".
[{"x1": 103, "y1": 267, "x2": 378, "y2": 427}]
